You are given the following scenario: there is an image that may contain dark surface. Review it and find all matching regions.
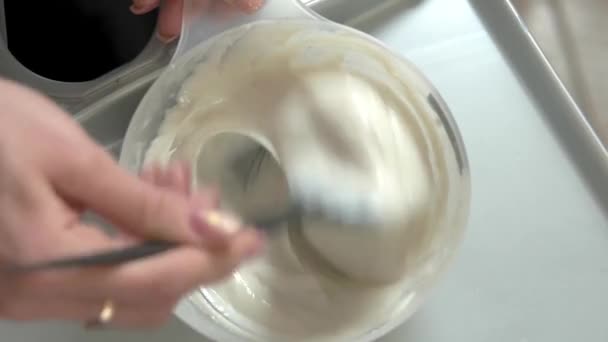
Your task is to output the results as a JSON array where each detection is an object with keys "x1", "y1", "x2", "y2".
[{"x1": 4, "y1": 0, "x2": 158, "y2": 82}]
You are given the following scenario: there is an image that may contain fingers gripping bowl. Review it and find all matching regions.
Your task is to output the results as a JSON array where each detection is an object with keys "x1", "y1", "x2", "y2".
[{"x1": 119, "y1": 19, "x2": 470, "y2": 342}]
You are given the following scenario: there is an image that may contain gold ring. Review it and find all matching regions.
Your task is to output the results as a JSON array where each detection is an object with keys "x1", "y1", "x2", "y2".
[
  {"x1": 86, "y1": 300, "x2": 115, "y2": 328},
  {"x1": 98, "y1": 299, "x2": 115, "y2": 324}
]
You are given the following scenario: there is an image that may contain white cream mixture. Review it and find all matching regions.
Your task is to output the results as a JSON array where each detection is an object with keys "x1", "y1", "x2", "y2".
[{"x1": 144, "y1": 22, "x2": 452, "y2": 341}]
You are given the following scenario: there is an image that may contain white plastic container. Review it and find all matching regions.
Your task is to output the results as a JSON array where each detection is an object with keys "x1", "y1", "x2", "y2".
[{"x1": 119, "y1": 1, "x2": 471, "y2": 340}]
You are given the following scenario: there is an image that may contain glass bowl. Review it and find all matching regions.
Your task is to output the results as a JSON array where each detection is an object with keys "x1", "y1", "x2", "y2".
[{"x1": 118, "y1": 18, "x2": 470, "y2": 342}]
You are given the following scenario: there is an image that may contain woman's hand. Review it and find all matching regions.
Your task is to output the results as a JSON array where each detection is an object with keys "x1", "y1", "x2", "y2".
[
  {"x1": 130, "y1": 0, "x2": 265, "y2": 43},
  {"x1": 0, "y1": 78, "x2": 263, "y2": 328}
]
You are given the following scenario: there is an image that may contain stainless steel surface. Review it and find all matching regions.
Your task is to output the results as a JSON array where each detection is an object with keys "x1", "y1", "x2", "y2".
[
  {"x1": 2, "y1": 0, "x2": 608, "y2": 341},
  {"x1": 0, "y1": 0, "x2": 173, "y2": 112},
  {"x1": 510, "y1": 0, "x2": 608, "y2": 148},
  {"x1": 470, "y1": 0, "x2": 608, "y2": 212}
]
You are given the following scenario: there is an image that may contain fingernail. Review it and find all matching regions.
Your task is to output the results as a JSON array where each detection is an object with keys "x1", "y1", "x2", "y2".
[
  {"x1": 234, "y1": 0, "x2": 265, "y2": 13},
  {"x1": 130, "y1": 0, "x2": 159, "y2": 14},
  {"x1": 155, "y1": 31, "x2": 178, "y2": 44},
  {"x1": 191, "y1": 209, "x2": 242, "y2": 237}
]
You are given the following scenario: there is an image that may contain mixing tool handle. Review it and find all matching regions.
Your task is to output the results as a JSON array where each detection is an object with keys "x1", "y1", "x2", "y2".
[
  {"x1": 3, "y1": 212, "x2": 295, "y2": 273},
  {"x1": 4, "y1": 241, "x2": 178, "y2": 273}
]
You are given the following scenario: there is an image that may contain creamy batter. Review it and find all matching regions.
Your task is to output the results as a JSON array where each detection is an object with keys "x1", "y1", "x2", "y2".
[{"x1": 144, "y1": 22, "x2": 452, "y2": 341}]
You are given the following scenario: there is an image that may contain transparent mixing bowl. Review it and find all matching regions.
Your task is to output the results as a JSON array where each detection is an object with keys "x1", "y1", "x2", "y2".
[{"x1": 119, "y1": 18, "x2": 471, "y2": 342}]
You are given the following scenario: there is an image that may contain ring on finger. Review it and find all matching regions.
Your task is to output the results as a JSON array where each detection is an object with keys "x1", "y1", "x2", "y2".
[{"x1": 85, "y1": 299, "x2": 115, "y2": 328}]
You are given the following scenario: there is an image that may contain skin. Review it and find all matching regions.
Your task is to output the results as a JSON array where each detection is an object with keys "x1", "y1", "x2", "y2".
[
  {"x1": 130, "y1": 0, "x2": 265, "y2": 42},
  {"x1": 0, "y1": 0, "x2": 265, "y2": 329}
]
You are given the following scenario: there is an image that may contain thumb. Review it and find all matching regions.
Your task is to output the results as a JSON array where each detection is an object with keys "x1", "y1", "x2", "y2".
[{"x1": 56, "y1": 150, "x2": 209, "y2": 244}]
